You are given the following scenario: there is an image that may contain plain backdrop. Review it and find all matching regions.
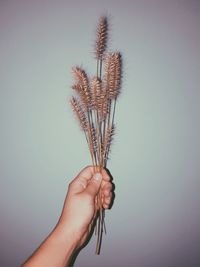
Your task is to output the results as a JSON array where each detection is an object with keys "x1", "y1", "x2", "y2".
[{"x1": 0, "y1": 0, "x2": 200, "y2": 266}]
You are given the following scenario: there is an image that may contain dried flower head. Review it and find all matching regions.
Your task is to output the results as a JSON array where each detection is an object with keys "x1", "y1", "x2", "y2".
[
  {"x1": 90, "y1": 77, "x2": 102, "y2": 110},
  {"x1": 69, "y1": 16, "x2": 122, "y2": 255},
  {"x1": 90, "y1": 122, "x2": 98, "y2": 155},
  {"x1": 95, "y1": 16, "x2": 108, "y2": 59},
  {"x1": 104, "y1": 52, "x2": 122, "y2": 99},
  {"x1": 70, "y1": 96, "x2": 88, "y2": 131},
  {"x1": 72, "y1": 67, "x2": 91, "y2": 108},
  {"x1": 104, "y1": 124, "x2": 115, "y2": 162}
]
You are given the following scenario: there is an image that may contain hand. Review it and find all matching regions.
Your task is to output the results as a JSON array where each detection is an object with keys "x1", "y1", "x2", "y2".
[
  {"x1": 22, "y1": 166, "x2": 114, "y2": 267},
  {"x1": 57, "y1": 166, "x2": 113, "y2": 247}
]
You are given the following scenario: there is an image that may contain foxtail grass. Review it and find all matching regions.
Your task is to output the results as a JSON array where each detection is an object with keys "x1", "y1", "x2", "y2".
[{"x1": 69, "y1": 16, "x2": 122, "y2": 254}]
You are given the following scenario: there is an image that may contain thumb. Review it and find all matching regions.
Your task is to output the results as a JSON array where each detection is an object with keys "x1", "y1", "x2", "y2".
[{"x1": 85, "y1": 172, "x2": 102, "y2": 197}]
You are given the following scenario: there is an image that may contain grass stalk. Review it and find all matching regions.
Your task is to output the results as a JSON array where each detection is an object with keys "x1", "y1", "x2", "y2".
[{"x1": 69, "y1": 16, "x2": 122, "y2": 255}]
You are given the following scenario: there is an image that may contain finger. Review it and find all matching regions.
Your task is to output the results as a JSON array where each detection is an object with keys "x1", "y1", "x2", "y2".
[
  {"x1": 76, "y1": 165, "x2": 95, "y2": 181},
  {"x1": 102, "y1": 194, "x2": 112, "y2": 209},
  {"x1": 69, "y1": 166, "x2": 111, "y2": 195},
  {"x1": 102, "y1": 182, "x2": 113, "y2": 195},
  {"x1": 102, "y1": 181, "x2": 112, "y2": 191},
  {"x1": 69, "y1": 177, "x2": 88, "y2": 194},
  {"x1": 84, "y1": 172, "x2": 102, "y2": 197},
  {"x1": 74, "y1": 167, "x2": 110, "y2": 186},
  {"x1": 103, "y1": 203, "x2": 110, "y2": 209},
  {"x1": 101, "y1": 168, "x2": 111, "y2": 182},
  {"x1": 103, "y1": 189, "x2": 111, "y2": 197},
  {"x1": 104, "y1": 196, "x2": 112, "y2": 205},
  {"x1": 68, "y1": 166, "x2": 94, "y2": 194}
]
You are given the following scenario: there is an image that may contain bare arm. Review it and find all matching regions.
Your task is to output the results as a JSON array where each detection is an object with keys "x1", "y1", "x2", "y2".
[{"x1": 22, "y1": 166, "x2": 113, "y2": 267}]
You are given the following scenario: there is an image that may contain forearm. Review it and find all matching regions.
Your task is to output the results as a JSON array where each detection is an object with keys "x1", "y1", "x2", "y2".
[
  {"x1": 22, "y1": 167, "x2": 112, "y2": 266},
  {"x1": 22, "y1": 223, "x2": 79, "y2": 267}
]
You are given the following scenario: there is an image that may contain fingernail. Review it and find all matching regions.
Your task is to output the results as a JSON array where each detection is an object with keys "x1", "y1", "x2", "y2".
[{"x1": 94, "y1": 173, "x2": 102, "y2": 181}]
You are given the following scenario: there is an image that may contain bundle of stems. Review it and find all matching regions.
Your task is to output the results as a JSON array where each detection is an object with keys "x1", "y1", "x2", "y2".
[{"x1": 69, "y1": 17, "x2": 122, "y2": 254}]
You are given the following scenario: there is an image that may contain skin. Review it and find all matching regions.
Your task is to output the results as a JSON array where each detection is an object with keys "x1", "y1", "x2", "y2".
[{"x1": 22, "y1": 166, "x2": 113, "y2": 267}]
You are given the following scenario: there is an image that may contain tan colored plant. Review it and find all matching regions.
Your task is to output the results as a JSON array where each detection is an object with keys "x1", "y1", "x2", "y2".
[{"x1": 69, "y1": 16, "x2": 122, "y2": 254}]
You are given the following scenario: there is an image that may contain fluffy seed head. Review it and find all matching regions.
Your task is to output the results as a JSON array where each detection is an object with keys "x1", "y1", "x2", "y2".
[
  {"x1": 90, "y1": 77, "x2": 102, "y2": 110},
  {"x1": 90, "y1": 123, "x2": 98, "y2": 154},
  {"x1": 106, "y1": 124, "x2": 115, "y2": 150},
  {"x1": 70, "y1": 96, "x2": 88, "y2": 131},
  {"x1": 103, "y1": 124, "x2": 115, "y2": 162},
  {"x1": 104, "y1": 52, "x2": 122, "y2": 99},
  {"x1": 95, "y1": 16, "x2": 108, "y2": 59},
  {"x1": 72, "y1": 67, "x2": 91, "y2": 108}
]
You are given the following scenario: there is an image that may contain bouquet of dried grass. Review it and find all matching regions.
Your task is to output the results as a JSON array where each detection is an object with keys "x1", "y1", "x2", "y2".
[{"x1": 69, "y1": 17, "x2": 122, "y2": 254}]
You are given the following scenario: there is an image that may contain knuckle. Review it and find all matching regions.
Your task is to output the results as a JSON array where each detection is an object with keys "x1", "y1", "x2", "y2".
[{"x1": 84, "y1": 165, "x2": 93, "y2": 171}]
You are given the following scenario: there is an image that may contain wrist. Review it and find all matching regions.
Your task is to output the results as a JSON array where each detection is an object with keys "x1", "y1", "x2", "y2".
[{"x1": 55, "y1": 220, "x2": 84, "y2": 248}]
